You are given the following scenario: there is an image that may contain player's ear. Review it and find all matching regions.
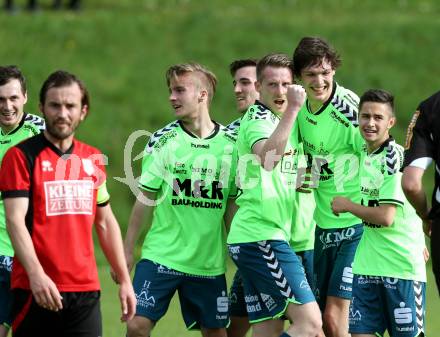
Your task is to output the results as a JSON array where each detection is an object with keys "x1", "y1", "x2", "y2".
[
  {"x1": 23, "y1": 92, "x2": 28, "y2": 105},
  {"x1": 198, "y1": 90, "x2": 208, "y2": 103},
  {"x1": 80, "y1": 105, "x2": 89, "y2": 121},
  {"x1": 388, "y1": 116, "x2": 396, "y2": 129},
  {"x1": 255, "y1": 81, "x2": 262, "y2": 93}
]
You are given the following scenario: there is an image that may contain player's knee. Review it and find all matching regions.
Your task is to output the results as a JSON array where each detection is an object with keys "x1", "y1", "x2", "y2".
[{"x1": 127, "y1": 316, "x2": 153, "y2": 337}]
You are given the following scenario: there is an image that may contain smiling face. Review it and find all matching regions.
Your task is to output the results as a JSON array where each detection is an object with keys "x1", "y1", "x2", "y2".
[
  {"x1": 0, "y1": 79, "x2": 27, "y2": 133},
  {"x1": 359, "y1": 101, "x2": 395, "y2": 151},
  {"x1": 232, "y1": 65, "x2": 258, "y2": 113},
  {"x1": 298, "y1": 58, "x2": 335, "y2": 111},
  {"x1": 256, "y1": 66, "x2": 293, "y2": 115}
]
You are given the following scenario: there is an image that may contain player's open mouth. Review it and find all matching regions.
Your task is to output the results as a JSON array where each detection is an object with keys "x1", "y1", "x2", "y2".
[
  {"x1": 363, "y1": 129, "x2": 376, "y2": 134},
  {"x1": 274, "y1": 99, "x2": 284, "y2": 105},
  {"x1": 1, "y1": 111, "x2": 14, "y2": 117}
]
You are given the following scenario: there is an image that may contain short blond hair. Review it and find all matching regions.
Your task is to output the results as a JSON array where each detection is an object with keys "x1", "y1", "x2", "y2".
[{"x1": 166, "y1": 62, "x2": 217, "y2": 103}]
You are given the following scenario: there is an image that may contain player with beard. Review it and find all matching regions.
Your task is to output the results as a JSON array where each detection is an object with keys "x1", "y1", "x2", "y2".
[{"x1": 0, "y1": 70, "x2": 136, "y2": 337}]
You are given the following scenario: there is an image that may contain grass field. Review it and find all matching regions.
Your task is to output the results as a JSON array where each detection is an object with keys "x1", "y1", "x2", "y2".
[{"x1": 1, "y1": 0, "x2": 439, "y2": 335}]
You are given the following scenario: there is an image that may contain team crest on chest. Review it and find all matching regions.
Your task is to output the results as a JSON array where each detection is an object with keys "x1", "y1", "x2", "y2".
[{"x1": 82, "y1": 159, "x2": 94, "y2": 176}]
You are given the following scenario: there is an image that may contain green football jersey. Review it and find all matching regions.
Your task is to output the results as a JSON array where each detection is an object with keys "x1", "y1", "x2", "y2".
[
  {"x1": 352, "y1": 138, "x2": 426, "y2": 281},
  {"x1": 297, "y1": 83, "x2": 364, "y2": 229},
  {"x1": 227, "y1": 102, "x2": 301, "y2": 244},
  {"x1": 226, "y1": 113, "x2": 315, "y2": 249},
  {"x1": 0, "y1": 113, "x2": 45, "y2": 257},
  {"x1": 139, "y1": 120, "x2": 237, "y2": 276},
  {"x1": 290, "y1": 141, "x2": 315, "y2": 251}
]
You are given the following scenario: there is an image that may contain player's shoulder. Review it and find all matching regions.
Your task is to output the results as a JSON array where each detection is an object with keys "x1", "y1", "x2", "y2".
[
  {"x1": 73, "y1": 138, "x2": 103, "y2": 156},
  {"x1": 218, "y1": 123, "x2": 238, "y2": 144},
  {"x1": 145, "y1": 120, "x2": 180, "y2": 153},
  {"x1": 244, "y1": 102, "x2": 277, "y2": 123},
  {"x1": 419, "y1": 90, "x2": 440, "y2": 118},
  {"x1": 225, "y1": 117, "x2": 241, "y2": 133},
  {"x1": 23, "y1": 113, "x2": 45, "y2": 132},
  {"x1": 331, "y1": 83, "x2": 360, "y2": 126},
  {"x1": 383, "y1": 138, "x2": 404, "y2": 175}
]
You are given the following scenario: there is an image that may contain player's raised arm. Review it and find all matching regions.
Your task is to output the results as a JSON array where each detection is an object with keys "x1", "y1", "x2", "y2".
[{"x1": 252, "y1": 81, "x2": 305, "y2": 171}]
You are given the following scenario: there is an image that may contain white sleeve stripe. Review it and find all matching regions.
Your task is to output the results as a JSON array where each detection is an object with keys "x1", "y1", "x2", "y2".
[{"x1": 408, "y1": 157, "x2": 433, "y2": 169}]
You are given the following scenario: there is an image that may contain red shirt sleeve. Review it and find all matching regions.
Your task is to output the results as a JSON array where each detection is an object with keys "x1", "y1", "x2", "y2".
[{"x1": 0, "y1": 147, "x2": 30, "y2": 198}]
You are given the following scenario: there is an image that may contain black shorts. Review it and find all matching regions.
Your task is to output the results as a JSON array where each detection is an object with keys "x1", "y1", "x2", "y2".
[
  {"x1": 431, "y1": 217, "x2": 440, "y2": 295},
  {"x1": 11, "y1": 290, "x2": 102, "y2": 337}
]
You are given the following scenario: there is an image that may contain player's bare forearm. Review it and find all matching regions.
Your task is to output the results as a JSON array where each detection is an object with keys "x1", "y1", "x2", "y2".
[
  {"x1": 4, "y1": 197, "x2": 62, "y2": 311},
  {"x1": 224, "y1": 198, "x2": 238, "y2": 232},
  {"x1": 331, "y1": 196, "x2": 396, "y2": 227},
  {"x1": 124, "y1": 191, "x2": 156, "y2": 253},
  {"x1": 4, "y1": 197, "x2": 43, "y2": 276},
  {"x1": 95, "y1": 204, "x2": 132, "y2": 284},
  {"x1": 402, "y1": 167, "x2": 430, "y2": 220},
  {"x1": 253, "y1": 85, "x2": 305, "y2": 171}
]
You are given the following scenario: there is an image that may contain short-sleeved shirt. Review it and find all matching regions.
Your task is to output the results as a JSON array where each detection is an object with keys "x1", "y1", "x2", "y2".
[
  {"x1": 0, "y1": 133, "x2": 109, "y2": 291},
  {"x1": 139, "y1": 120, "x2": 238, "y2": 277},
  {"x1": 297, "y1": 82, "x2": 364, "y2": 229},
  {"x1": 0, "y1": 113, "x2": 45, "y2": 257},
  {"x1": 226, "y1": 114, "x2": 315, "y2": 250},
  {"x1": 403, "y1": 90, "x2": 440, "y2": 219},
  {"x1": 353, "y1": 138, "x2": 426, "y2": 281},
  {"x1": 227, "y1": 101, "x2": 301, "y2": 244}
]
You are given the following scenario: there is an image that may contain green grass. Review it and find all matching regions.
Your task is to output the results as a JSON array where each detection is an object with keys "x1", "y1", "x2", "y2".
[{"x1": 2, "y1": 0, "x2": 439, "y2": 334}]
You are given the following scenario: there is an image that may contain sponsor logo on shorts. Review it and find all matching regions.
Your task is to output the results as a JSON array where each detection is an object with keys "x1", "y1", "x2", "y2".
[
  {"x1": 349, "y1": 298, "x2": 362, "y2": 323},
  {"x1": 340, "y1": 264, "x2": 353, "y2": 292},
  {"x1": 299, "y1": 280, "x2": 311, "y2": 290},
  {"x1": 44, "y1": 180, "x2": 94, "y2": 216},
  {"x1": 216, "y1": 291, "x2": 228, "y2": 320},
  {"x1": 136, "y1": 281, "x2": 156, "y2": 309},
  {"x1": 260, "y1": 293, "x2": 276, "y2": 311},
  {"x1": 319, "y1": 227, "x2": 356, "y2": 249},
  {"x1": 229, "y1": 293, "x2": 238, "y2": 304},
  {"x1": 157, "y1": 264, "x2": 184, "y2": 276},
  {"x1": 0, "y1": 256, "x2": 12, "y2": 272},
  {"x1": 245, "y1": 294, "x2": 262, "y2": 313},
  {"x1": 394, "y1": 302, "x2": 415, "y2": 332},
  {"x1": 357, "y1": 275, "x2": 398, "y2": 289},
  {"x1": 228, "y1": 245, "x2": 240, "y2": 260}
]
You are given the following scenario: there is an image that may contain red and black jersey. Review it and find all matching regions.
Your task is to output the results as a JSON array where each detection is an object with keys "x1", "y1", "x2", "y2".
[
  {"x1": 404, "y1": 90, "x2": 440, "y2": 219},
  {"x1": 0, "y1": 133, "x2": 108, "y2": 291}
]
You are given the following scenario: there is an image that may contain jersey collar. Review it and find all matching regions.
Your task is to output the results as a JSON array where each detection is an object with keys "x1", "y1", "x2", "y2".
[
  {"x1": 306, "y1": 81, "x2": 337, "y2": 116},
  {"x1": 178, "y1": 120, "x2": 220, "y2": 140},
  {"x1": 41, "y1": 133, "x2": 75, "y2": 157},
  {"x1": 369, "y1": 136, "x2": 394, "y2": 155},
  {"x1": 1, "y1": 112, "x2": 27, "y2": 136},
  {"x1": 254, "y1": 100, "x2": 281, "y2": 118}
]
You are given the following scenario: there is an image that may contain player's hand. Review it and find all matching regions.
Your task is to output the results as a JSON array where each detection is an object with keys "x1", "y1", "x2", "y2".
[
  {"x1": 331, "y1": 197, "x2": 350, "y2": 216},
  {"x1": 119, "y1": 280, "x2": 137, "y2": 322},
  {"x1": 423, "y1": 246, "x2": 430, "y2": 263},
  {"x1": 422, "y1": 219, "x2": 432, "y2": 237},
  {"x1": 29, "y1": 269, "x2": 63, "y2": 311},
  {"x1": 286, "y1": 84, "x2": 306, "y2": 111}
]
